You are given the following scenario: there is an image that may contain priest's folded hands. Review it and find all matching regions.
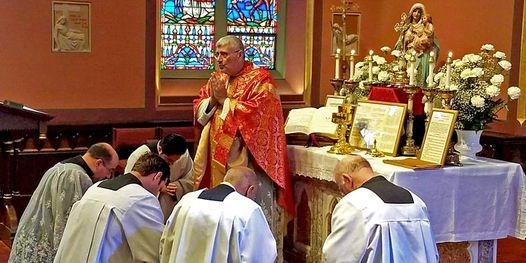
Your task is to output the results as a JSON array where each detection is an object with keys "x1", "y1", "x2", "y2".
[{"x1": 161, "y1": 182, "x2": 178, "y2": 196}]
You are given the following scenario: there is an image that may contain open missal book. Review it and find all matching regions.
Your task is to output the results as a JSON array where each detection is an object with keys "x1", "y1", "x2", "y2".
[{"x1": 284, "y1": 107, "x2": 338, "y2": 139}]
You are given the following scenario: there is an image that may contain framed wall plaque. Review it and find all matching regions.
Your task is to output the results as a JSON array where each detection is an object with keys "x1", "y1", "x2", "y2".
[{"x1": 52, "y1": 1, "x2": 91, "y2": 52}]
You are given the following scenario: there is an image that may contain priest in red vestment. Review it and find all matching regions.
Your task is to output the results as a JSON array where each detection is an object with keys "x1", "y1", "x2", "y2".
[{"x1": 193, "y1": 35, "x2": 293, "y2": 261}]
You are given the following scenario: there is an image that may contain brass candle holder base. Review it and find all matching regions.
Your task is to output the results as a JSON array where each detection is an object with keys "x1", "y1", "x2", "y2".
[
  {"x1": 401, "y1": 138, "x2": 419, "y2": 156},
  {"x1": 328, "y1": 140, "x2": 354, "y2": 155},
  {"x1": 330, "y1": 79, "x2": 344, "y2": 96}
]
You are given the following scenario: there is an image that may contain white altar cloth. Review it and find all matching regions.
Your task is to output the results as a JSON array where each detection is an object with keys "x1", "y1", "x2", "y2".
[{"x1": 287, "y1": 145, "x2": 526, "y2": 243}]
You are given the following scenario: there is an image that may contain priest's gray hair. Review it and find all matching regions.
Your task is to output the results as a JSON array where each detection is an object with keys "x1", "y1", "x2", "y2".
[
  {"x1": 217, "y1": 35, "x2": 244, "y2": 58},
  {"x1": 334, "y1": 156, "x2": 372, "y2": 176}
]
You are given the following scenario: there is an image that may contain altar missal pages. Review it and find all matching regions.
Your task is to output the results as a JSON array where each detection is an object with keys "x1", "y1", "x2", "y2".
[{"x1": 284, "y1": 107, "x2": 338, "y2": 139}]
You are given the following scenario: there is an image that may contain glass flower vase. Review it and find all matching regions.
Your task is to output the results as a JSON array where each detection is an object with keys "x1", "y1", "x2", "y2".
[{"x1": 454, "y1": 129, "x2": 483, "y2": 159}]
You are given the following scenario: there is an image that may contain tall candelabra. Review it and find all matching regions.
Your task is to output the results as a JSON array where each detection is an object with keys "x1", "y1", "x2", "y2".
[{"x1": 400, "y1": 85, "x2": 419, "y2": 156}]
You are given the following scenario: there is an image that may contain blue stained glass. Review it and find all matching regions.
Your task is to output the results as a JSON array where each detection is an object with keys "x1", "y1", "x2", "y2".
[
  {"x1": 161, "y1": 0, "x2": 216, "y2": 70},
  {"x1": 239, "y1": 34, "x2": 275, "y2": 69},
  {"x1": 226, "y1": 0, "x2": 278, "y2": 34}
]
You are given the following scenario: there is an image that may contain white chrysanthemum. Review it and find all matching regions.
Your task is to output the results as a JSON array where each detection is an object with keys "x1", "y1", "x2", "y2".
[
  {"x1": 490, "y1": 74, "x2": 505, "y2": 85},
  {"x1": 471, "y1": 95, "x2": 485, "y2": 108},
  {"x1": 507, "y1": 86, "x2": 522, "y2": 100},
  {"x1": 462, "y1": 54, "x2": 482, "y2": 63},
  {"x1": 353, "y1": 69, "x2": 364, "y2": 80},
  {"x1": 372, "y1": 55, "x2": 387, "y2": 65},
  {"x1": 434, "y1": 72, "x2": 444, "y2": 82},
  {"x1": 449, "y1": 84, "x2": 458, "y2": 91},
  {"x1": 485, "y1": 85, "x2": 500, "y2": 97},
  {"x1": 378, "y1": 71, "x2": 390, "y2": 82},
  {"x1": 392, "y1": 65, "x2": 399, "y2": 71},
  {"x1": 493, "y1": 51, "x2": 506, "y2": 59},
  {"x1": 359, "y1": 81, "x2": 366, "y2": 88},
  {"x1": 355, "y1": 62, "x2": 365, "y2": 70},
  {"x1": 498, "y1": 60, "x2": 512, "y2": 71},
  {"x1": 372, "y1": 66, "x2": 381, "y2": 74},
  {"x1": 472, "y1": 67, "x2": 484, "y2": 77},
  {"x1": 481, "y1": 44, "x2": 495, "y2": 51},
  {"x1": 391, "y1": 50, "x2": 402, "y2": 57},
  {"x1": 453, "y1": 60, "x2": 465, "y2": 68},
  {"x1": 460, "y1": 69, "x2": 475, "y2": 79},
  {"x1": 380, "y1": 46, "x2": 391, "y2": 53}
]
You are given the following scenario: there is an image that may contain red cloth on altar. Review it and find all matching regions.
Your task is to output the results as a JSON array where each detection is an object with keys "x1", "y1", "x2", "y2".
[{"x1": 368, "y1": 86, "x2": 425, "y2": 115}]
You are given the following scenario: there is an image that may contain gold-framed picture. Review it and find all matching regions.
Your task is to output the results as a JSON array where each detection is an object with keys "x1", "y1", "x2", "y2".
[
  {"x1": 52, "y1": 1, "x2": 91, "y2": 52},
  {"x1": 331, "y1": 12, "x2": 361, "y2": 56},
  {"x1": 349, "y1": 100, "x2": 407, "y2": 156}
]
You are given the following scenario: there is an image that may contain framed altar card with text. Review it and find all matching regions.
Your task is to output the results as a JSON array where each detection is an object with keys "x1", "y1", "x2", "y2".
[
  {"x1": 418, "y1": 109, "x2": 458, "y2": 165},
  {"x1": 325, "y1": 95, "x2": 345, "y2": 107},
  {"x1": 419, "y1": 109, "x2": 458, "y2": 165},
  {"x1": 349, "y1": 100, "x2": 406, "y2": 156}
]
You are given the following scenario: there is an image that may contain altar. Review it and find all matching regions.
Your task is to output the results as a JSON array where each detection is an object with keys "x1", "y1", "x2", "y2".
[{"x1": 285, "y1": 145, "x2": 526, "y2": 263}]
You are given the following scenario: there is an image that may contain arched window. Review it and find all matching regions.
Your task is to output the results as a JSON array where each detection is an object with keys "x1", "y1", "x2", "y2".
[{"x1": 160, "y1": 0, "x2": 284, "y2": 79}]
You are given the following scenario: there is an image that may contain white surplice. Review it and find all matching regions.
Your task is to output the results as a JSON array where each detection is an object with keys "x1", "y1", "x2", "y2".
[
  {"x1": 323, "y1": 187, "x2": 439, "y2": 263},
  {"x1": 125, "y1": 144, "x2": 194, "y2": 221},
  {"x1": 9, "y1": 161, "x2": 93, "y2": 263},
  {"x1": 160, "y1": 185, "x2": 277, "y2": 263},
  {"x1": 54, "y1": 178, "x2": 164, "y2": 263}
]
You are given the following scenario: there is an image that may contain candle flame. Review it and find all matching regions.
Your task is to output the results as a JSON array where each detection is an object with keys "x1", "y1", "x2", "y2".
[
  {"x1": 369, "y1": 50, "x2": 374, "y2": 55},
  {"x1": 448, "y1": 51, "x2": 453, "y2": 57},
  {"x1": 351, "y1": 49, "x2": 356, "y2": 56}
]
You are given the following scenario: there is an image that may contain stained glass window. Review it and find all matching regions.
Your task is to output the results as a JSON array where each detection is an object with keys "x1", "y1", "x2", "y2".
[
  {"x1": 160, "y1": 0, "x2": 279, "y2": 73},
  {"x1": 227, "y1": 0, "x2": 278, "y2": 69},
  {"x1": 160, "y1": 0, "x2": 216, "y2": 70}
]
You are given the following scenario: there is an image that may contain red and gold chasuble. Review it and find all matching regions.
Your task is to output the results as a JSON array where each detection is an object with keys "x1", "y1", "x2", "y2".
[{"x1": 193, "y1": 62, "x2": 294, "y2": 215}]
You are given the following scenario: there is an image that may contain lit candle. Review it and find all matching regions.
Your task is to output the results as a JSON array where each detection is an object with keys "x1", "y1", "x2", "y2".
[
  {"x1": 428, "y1": 51, "x2": 435, "y2": 86},
  {"x1": 335, "y1": 48, "x2": 341, "y2": 79},
  {"x1": 445, "y1": 51, "x2": 453, "y2": 89},
  {"x1": 349, "y1": 49, "x2": 356, "y2": 81},
  {"x1": 368, "y1": 50, "x2": 374, "y2": 82}
]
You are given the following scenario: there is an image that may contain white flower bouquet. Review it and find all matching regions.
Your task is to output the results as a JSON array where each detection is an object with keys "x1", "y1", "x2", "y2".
[{"x1": 433, "y1": 44, "x2": 521, "y2": 130}]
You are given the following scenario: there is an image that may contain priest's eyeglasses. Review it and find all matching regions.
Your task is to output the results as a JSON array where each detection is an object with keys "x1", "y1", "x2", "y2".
[{"x1": 214, "y1": 50, "x2": 241, "y2": 59}]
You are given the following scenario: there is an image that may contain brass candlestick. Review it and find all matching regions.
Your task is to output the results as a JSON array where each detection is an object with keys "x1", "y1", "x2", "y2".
[
  {"x1": 342, "y1": 80, "x2": 358, "y2": 98},
  {"x1": 393, "y1": 55, "x2": 409, "y2": 85},
  {"x1": 401, "y1": 85, "x2": 419, "y2": 156},
  {"x1": 421, "y1": 87, "x2": 438, "y2": 127},
  {"x1": 367, "y1": 139, "x2": 385, "y2": 158},
  {"x1": 328, "y1": 100, "x2": 355, "y2": 155},
  {"x1": 437, "y1": 89, "x2": 461, "y2": 165}
]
